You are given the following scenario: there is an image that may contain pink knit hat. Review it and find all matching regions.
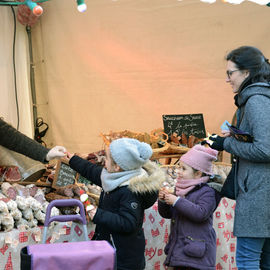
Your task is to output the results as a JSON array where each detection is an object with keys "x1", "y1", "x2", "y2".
[{"x1": 180, "y1": 144, "x2": 218, "y2": 175}]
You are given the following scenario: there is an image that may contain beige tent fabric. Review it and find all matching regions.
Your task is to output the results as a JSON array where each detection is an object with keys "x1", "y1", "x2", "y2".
[
  {"x1": 31, "y1": 0, "x2": 270, "y2": 154},
  {"x1": 0, "y1": 7, "x2": 33, "y2": 137}
]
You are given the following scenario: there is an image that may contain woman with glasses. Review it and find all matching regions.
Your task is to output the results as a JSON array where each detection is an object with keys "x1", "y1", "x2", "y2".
[{"x1": 206, "y1": 46, "x2": 270, "y2": 270}]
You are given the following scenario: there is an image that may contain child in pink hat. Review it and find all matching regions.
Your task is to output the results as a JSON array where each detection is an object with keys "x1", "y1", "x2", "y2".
[{"x1": 158, "y1": 144, "x2": 220, "y2": 270}]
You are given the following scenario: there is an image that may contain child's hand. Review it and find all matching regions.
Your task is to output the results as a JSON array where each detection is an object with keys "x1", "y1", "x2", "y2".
[
  {"x1": 87, "y1": 206, "x2": 97, "y2": 220},
  {"x1": 66, "y1": 152, "x2": 74, "y2": 160},
  {"x1": 159, "y1": 188, "x2": 169, "y2": 200},
  {"x1": 164, "y1": 193, "x2": 178, "y2": 206}
]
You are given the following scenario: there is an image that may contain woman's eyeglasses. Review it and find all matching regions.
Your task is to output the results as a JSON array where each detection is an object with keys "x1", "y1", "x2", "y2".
[{"x1": 226, "y1": 69, "x2": 239, "y2": 79}]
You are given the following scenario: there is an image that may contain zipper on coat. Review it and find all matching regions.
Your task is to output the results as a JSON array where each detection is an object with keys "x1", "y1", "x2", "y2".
[
  {"x1": 187, "y1": 236, "x2": 205, "y2": 242},
  {"x1": 110, "y1": 234, "x2": 117, "y2": 251}
]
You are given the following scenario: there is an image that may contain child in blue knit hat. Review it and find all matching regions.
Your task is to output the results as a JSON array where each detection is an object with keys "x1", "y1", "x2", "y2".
[{"x1": 67, "y1": 138, "x2": 165, "y2": 270}]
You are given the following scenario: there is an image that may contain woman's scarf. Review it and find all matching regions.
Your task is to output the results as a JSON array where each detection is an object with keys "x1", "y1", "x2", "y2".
[
  {"x1": 175, "y1": 176, "x2": 209, "y2": 197},
  {"x1": 234, "y1": 94, "x2": 239, "y2": 107},
  {"x1": 101, "y1": 168, "x2": 146, "y2": 192}
]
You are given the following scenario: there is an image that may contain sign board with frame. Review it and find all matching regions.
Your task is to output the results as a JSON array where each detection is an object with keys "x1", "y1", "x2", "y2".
[
  {"x1": 76, "y1": 174, "x2": 90, "y2": 185},
  {"x1": 162, "y1": 113, "x2": 206, "y2": 138},
  {"x1": 52, "y1": 159, "x2": 77, "y2": 189}
]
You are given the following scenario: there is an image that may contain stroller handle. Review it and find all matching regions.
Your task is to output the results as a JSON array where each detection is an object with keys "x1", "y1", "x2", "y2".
[{"x1": 44, "y1": 199, "x2": 87, "y2": 226}]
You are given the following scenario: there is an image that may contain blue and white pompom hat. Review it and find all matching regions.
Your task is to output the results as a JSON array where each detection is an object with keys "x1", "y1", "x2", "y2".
[{"x1": 109, "y1": 138, "x2": 153, "y2": 171}]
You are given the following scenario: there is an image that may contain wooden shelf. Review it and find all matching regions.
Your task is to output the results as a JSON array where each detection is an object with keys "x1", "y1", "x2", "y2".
[{"x1": 17, "y1": 181, "x2": 52, "y2": 187}]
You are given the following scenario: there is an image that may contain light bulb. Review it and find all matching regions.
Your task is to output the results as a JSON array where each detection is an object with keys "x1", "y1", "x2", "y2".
[
  {"x1": 76, "y1": 0, "x2": 87, "y2": 12},
  {"x1": 25, "y1": 0, "x2": 43, "y2": 16},
  {"x1": 33, "y1": 5, "x2": 43, "y2": 16},
  {"x1": 77, "y1": 3, "x2": 87, "y2": 12}
]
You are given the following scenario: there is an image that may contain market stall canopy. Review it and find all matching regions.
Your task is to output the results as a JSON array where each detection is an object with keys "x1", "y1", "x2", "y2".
[{"x1": 1, "y1": 0, "x2": 270, "y2": 158}]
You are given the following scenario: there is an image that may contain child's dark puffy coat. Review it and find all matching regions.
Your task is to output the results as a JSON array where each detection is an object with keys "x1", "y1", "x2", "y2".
[{"x1": 70, "y1": 156, "x2": 164, "y2": 270}]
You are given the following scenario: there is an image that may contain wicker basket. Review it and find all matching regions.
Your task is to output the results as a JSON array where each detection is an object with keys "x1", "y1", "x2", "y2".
[
  {"x1": 100, "y1": 129, "x2": 169, "y2": 153},
  {"x1": 100, "y1": 129, "x2": 214, "y2": 160},
  {"x1": 151, "y1": 143, "x2": 171, "y2": 159},
  {"x1": 159, "y1": 144, "x2": 189, "y2": 155}
]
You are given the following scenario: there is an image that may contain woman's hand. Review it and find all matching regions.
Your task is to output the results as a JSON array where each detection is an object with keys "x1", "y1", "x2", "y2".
[
  {"x1": 201, "y1": 134, "x2": 225, "y2": 151},
  {"x1": 221, "y1": 130, "x2": 231, "y2": 137},
  {"x1": 46, "y1": 146, "x2": 67, "y2": 161}
]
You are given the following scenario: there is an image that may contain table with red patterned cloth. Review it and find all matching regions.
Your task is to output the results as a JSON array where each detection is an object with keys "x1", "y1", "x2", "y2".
[
  {"x1": 0, "y1": 221, "x2": 96, "y2": 270},
  {"x1": 0, "y1": 198, "x2": 236, "y2": 270},
  {"x1": 143, "y1": 197, "x2": 237, "y2": 270}
]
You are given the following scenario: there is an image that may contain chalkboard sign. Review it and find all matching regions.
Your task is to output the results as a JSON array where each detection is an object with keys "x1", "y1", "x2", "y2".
[
  {"x1": 52, "y1": 159, "x2": 77, "y2": 189},
  {"x1": 163, "y1": 114, "x2": 206, "y2": 138},
  {"x1": 76, "y1": 174, "x2": 90, "y2": 185}
]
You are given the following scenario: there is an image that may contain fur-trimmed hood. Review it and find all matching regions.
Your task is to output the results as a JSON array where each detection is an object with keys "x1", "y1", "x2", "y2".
[{"x1": 128, "y1": 161, "x2": 165, "y2": 194}]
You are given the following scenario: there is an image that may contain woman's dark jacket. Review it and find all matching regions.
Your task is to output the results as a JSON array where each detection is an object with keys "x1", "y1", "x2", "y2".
[
  {"x1": 158, "y1": 184, "x2": 217, "y2": 270},
  {"x1": 0, "y1": 118, "x2": 48, "y2": 162},
  {"x1": 69, "y1": 156, "x2": 165, "y2": 270}
]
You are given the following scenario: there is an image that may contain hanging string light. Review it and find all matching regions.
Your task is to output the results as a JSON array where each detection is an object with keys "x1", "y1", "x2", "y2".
[
  {"x1": 0, "y1": 0, "x2": 47, "y2": 16},
  {"x1": 0, "y1": 0, "x2": 268, "y2": 19},
  {"x1": 201, "y1": 0, "x2": 270, "y2": 5},
  {"x1": 222, "y1": 0, "x2": 270, "y2": 4},
  {"x1": 17, "y1": 1, "x2": 42, "y2": 26},
  {"x1": 0, "y1": 0, "x2": 89, "y2": 16},
  {"x1": 76, "y1": 0, "x2": 87, "y2": 12},
  {"x1": 25, "y1": 0, "x2": 43, "y2": 16}
]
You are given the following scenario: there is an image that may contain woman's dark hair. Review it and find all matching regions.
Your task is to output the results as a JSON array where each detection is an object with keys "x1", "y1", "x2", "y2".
[{"x1": 226, "y1": 46, "x2": 270, "y2": 91}]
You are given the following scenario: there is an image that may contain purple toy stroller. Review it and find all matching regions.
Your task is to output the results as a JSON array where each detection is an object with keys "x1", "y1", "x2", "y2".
[{"x1": 20, "y1": 199, "x2": 115, "y2": 270}]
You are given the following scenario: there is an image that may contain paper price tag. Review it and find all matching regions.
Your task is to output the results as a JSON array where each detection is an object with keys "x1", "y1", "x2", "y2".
[{"x1": 4, "y1": 234, "x2": 13, "y2": 244}]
